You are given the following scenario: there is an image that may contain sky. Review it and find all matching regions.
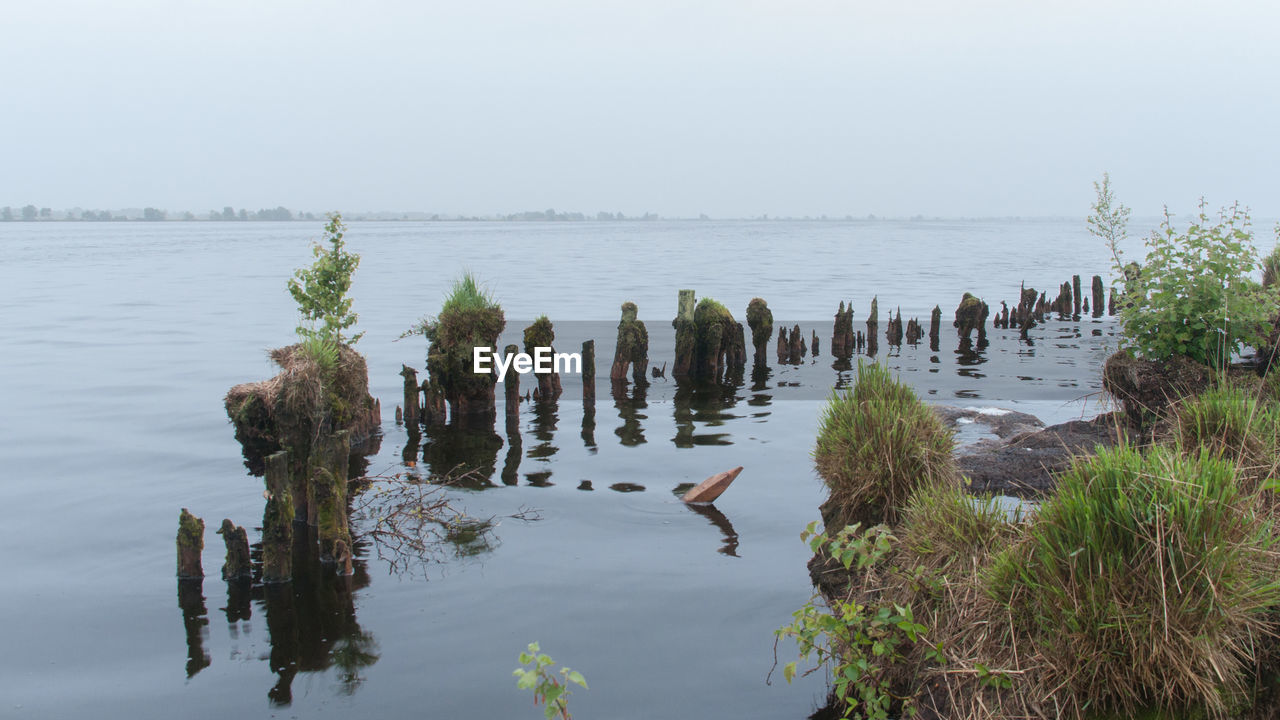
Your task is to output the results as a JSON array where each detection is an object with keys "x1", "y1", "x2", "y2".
[{"x1": 4, "y1": 0, "x2": 1279, "y2": 218}]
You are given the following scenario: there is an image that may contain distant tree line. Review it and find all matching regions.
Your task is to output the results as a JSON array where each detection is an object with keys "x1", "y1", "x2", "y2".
[{"x1": 0, "y1": 205, "x2": 319, "y2": 221}]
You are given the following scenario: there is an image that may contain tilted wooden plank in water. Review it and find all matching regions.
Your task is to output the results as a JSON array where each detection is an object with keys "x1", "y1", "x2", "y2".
[{"x1": 681, "y1": 466, "x2": 744, "y2": 504}]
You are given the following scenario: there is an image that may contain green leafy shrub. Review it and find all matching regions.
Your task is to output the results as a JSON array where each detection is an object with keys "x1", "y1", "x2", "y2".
[
  {"x1": 776, "y1": 523, "x2": 940, "y2": 720},
  {"x1": 813, "y1": 361, "x2": 955, "y2": 528},
  {"x1": 513, "y1": 643, "x2": 587, "y2": 720},
  {"x1": 1176, "y1": 383, "x2": 1280, "y2": 485},
  {"x1": 1093, "y1": 179, "x2": 1275, "y2": 368},
  {"x1": 986, "y1": 445, "x2": 1279, "y2": 717},
  {"x1": 288, "y1": 212, "x2": 362, "y2": 346}
]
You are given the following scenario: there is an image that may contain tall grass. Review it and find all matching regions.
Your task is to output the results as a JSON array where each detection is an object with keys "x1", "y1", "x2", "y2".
[
  {"x1": 441, "y1": 272, "x2": 499, "y2": 314},
  {"x1": 1176, "y1": 383, "x2": 1280, "y2": 487},
  {"x1": 813, "y1": 361, "x2": 955, "y2": 528},
  {"x1": 986, "y1": 445, "x2": 1279, "y2": 717},
  {"x1": 900, "y1": 481, "x2": 1012, "y2": 572}
]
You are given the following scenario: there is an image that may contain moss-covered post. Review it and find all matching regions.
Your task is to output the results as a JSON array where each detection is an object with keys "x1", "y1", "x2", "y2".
[
  {"x1": 746, "y1": 298, "x2": 773, "y2": 366},
  {"x1": 672, "y1": 290, "x2": 697, "y2": 379},
  {"x1": 832, "y1": 301, "x2": 855, "y2": 360},
  {"x1": 693, "y1": 297, "x2": 744, "y2": 379},
  {"x1": 609, "y1": 302, "x2": 649, "y2": 385},
  {"x1": 399, "y1": 365, "x2": 420, "y2": 431},
  {"x1": 424, "y1": 276, "x2": 505, "y2": 421},
  {"x1": 177, "y1": 509, "x2": 205, "y2": 579},
  {"x1": 523, "y1": 316, "x2": 564, "y2": 401},
  {"x1": 262, "y1": 450, "x2": 293, "y2": 583},
  {"x1": 954, "y1": 293, "x2": 988, "y2": 342},
  {"x1": 1092, "y1": 275, "x2": 1105, "y2": 318},
  {"x1": 217, "y1": 519, "x2": 252, "y2": 583},
  {"x1": 1072, "y1": 274, "x2": 1082, "y2": 319},
  {"x1": 314, "y1": 430, "x2": 352, "y2": 573}
]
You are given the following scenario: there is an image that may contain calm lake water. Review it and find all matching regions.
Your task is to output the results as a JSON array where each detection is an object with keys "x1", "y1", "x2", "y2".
[{"x1": 2, "y1": 219, "x2": 1146, "y2": 719}]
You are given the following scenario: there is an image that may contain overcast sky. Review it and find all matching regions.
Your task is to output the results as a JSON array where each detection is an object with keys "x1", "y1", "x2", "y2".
[{"x1": 4, "y1": 0, "x2": 1279, "y2": 218}]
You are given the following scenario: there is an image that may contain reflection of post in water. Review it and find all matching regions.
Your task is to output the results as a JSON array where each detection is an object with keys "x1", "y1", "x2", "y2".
[
  {"x1": 264, "y1": 526, "x2": 378, "y2": 706},
  {"x1": 421, "y1": 417, "x2": 504, "y2": 489},
  {"x1": 177, "y1": 579, "x2": 212, "y2": 678},
  {"x1": 581, "y1": 339, "x2": 598, "y2": 450},
  {"x1": 751, "y1": 363, "x2": 772, "y2": 393},
  {"x1": 611, "y1": 381, "x2": 648, "y2": 446},
  {"x1": 955, "y1": 337, "x2": 989, "y2": 368},
  {"x1": 527, "y1": 391, "x2": 559, "y2": 463},
  {"x1": 686, "y1": 502, "x2": 740, "y2": 557},
  {"x1": 672, "y1": 378, "x2": 740, "y2": 448}
]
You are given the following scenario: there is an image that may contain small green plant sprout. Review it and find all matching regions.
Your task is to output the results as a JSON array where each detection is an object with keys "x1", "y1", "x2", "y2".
[
  {"x1": 775, "y1": 523, "x2": 936, "y2": 720},
  {"x1": 514, "y1": 643, "x2": 587, "y2": 720},
  {"x1": 1087, "y1": 171, "x2": 1132, "y2": 270},
  {"x1": 288, "y1": 212, "x2": 362, "y2": 346}
]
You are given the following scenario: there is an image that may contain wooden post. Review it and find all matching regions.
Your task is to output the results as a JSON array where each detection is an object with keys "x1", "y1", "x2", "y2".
[
  {"x1": 177, "y1": 508, "x2": 204, "y2": 579},
  {"x1": 315, "y1": 430, "x2": 352, "y2": 573},
  {"x1": 217, "y1": 519, "x2": 252, "y2": 582},
  {"x1": 582, "y1": 339, "x2": 595, "y2": 404},
  {"x1": 262, "y1": 450, "x2": 293, "y2": 583},
  {"x1": 1092, "y1": 275, "x2": 1105, "y2": 318},
  {"x1": 1072, "y1": 274, "x2": 1082, "y2": 319},
  {"x1": 747, "y1": 298, "x2": 773, "y2": 366},
  {"x1": 400, "y1": 365, "x2": 420, "y2": 431},
  {"x1": 672, "y1": 290, "x2": 697, "y2": 379}
]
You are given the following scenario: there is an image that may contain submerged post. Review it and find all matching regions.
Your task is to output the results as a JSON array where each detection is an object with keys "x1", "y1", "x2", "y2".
[
  {"x1": 262, "y1": 450, "x2": 293, "y2": 583},
  {"x1": 315, "y1": 430, "x2": 352, "y2": 573},
  {"x1": 746, "y1": 298, "x2": 773, "y2": 366},
  {"x1": 400, "y1": 365, "x2": 420, "y2": 431},
  {"x1": 832, "y1": 301, "x2": 855, "y2": 360},
  {"x1": 177, "y1": 508, "x2": 204, "y2": 579},
  {"x1": 1092, "y1": 275, "x2": 1105, "y2": 318},
  {"x1": 929, "y1": 305, "x2": 941, "y2": 351},
  {"x1": 672, "y1": 290, "x2": 697, "y2": 379},
  {"x1": 217, "y1": 519, "x2": 252, "y2": 583},
  {"x1": 1072, "y1": 274, "x2": 1082, "y2": 319},
  {"x1": 610, "y1": 302, "x2": 649, "y2": 385},
  {"x1": 582, "y1": 340, "x2": 595, "y2": 404}
]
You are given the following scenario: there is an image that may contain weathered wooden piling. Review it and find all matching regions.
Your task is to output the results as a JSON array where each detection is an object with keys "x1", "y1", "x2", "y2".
[
  {"x1": 424, "y1": 287, "x2": 505, "y2": 420},
  {"x1": 929, "y1": 306, "x2": 941, "y2": 341},
  {"x1": 503, "y1": 343, "x2": 521, "y2": 422},
  {"x1": 314, "y1": 430, "x2": 352, "y2": 573},
  {"x1": 788, "y1": 324, "x2": 804, "y2": 363},
  {"x1": 776, "y1": 322, "x2": 789, "y2": 363},
  {"x1": 1052, "y1": 281, "x2": 1072, "y2": 319},
  {"x1": 262, "y1": 450, "x2": 293, "y2": 583},
  {"x1": 1092, "y1": 275, "x2": 1105, "y2": 318},
  {"x1": 1108, "y1": 287, "x2": 1117, "y2": 316},
  {"x1": 610, "y1": 302, "x2": 650, "y2": 385},
  {"x1": 523, "y1": 316, "x2": 564, "y2": 401},
  {"x1": 422, "y1": 377, "x2": 445, "y2": 426},
  {"x1": 832, "y1": 301, "x2": 855, "y2": 360},
  {"x1": 582, "y1": 340, "x2": 595, "y2": 404},
  {"x1": 217, "y1": 519, "x2": 252, "y2": 582},
  {"x1": 997, "y1": 301, "x2": 1009, "y2": 329},
  {"x1": 953, "y1": 293, "x2": 988, "y2": 342},
  {"x1": 866, "y1": 297, "x2": 879, "y2": 355},
  {"x1": 1017, "y1": 285, "x2": 1038, "y2": 339},
  {"x1": 886, "y1": 308, "x2": 903, "y2": 346},
  {"x1": 905, "y1": 317, "x2": 922, "y2": 345},
  {"x1": 811, "y1": 330, "x2": 819, "y2": 356},
  {"x1": 177, "y1": 508, "x2": 204, "y2": 579},
  {"x1": 673, "y1": 290, "x2": 697, "y2": 378},
  {"x1": 400, "y1": 365, "x2": 420, "y2": 431},
  {"x1": 746, "y1": 298, "x2": 773, "y2": 366},
  {"x1": 1072, "y1": 274, "x2": 1082, "y2": 319}
]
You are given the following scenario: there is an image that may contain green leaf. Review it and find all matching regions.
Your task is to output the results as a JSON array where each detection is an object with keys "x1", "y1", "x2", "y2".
[{"x1": 567, "y1": 670, "x2": 587, "y2": 689}]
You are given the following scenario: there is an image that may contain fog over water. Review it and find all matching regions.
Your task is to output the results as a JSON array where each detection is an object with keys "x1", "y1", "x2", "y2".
[{"x1": 4, "y1": 1, "x2": 1280, "y2": 217}]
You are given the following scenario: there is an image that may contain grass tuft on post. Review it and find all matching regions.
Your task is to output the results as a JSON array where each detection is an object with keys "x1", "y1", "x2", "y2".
[{"x1": 813, "y1": 361, "x2": 955, "y2": 528}]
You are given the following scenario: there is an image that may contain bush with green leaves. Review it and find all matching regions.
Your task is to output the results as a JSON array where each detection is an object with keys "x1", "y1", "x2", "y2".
[
  {"x1": 775, "y1": 522, "x2": 940, "y2": 720},
  {"x1": 813, "y1": 361, "x2": 955, "y2": 528},
  {"x1": 986, "y1": 445, "x2": 1279, "y2": 717},
  {"x1": 513, "y1": 643, "x2": 587, "y2": 720},
  {"x1": 288, "y1": 212, "x2": 362, "y2": 347},
  {"x1": 1091, "y1": 176, "x2": 1276, "y2": 368}
]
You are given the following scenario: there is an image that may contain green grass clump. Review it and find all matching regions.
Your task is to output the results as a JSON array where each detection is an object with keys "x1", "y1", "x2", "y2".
[
  {"x1": 1263, "y1": 245, "x2": 1280, "y2": 289},
  {"x1": 441, "y1": 272, "x2": 498, "y2": 314},
  {"x1": 900, "y1": 481, "x2": 1011, "y2": 572},
  {"x1": 1175, "y1": 383, "x2": 1280, "y2": 486},
  {"x1": 813, "y1": 361, "x2": 955, "y2": 527},
  {"x1": 987, "y1": 445, "x2": 1279, "y2": 718}
]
